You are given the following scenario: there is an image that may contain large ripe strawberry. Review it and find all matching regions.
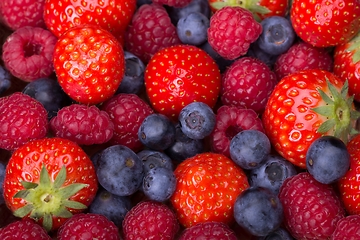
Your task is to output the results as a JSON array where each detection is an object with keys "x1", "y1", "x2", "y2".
[
  {"x1": 144, "y1": 45, "x2": 221, "y2": 120},
  {"x1": 290, "y1": 0, "x2": 360, "y2": 47},
  {"x1": 43, "y1": 0, "x2": 136, "y2": 42},
  {"x1": 262, "y1": 69, "x2": 359, "y2": 168},
  {"x1": 53, "y1": 24, "x2": 125, "y2": 105},
  {"x1": 208, "y1": 0, "x2": 289, "y2": 21},
  {"x1": 2, "y1": 137, "x2": 98, "y2": 232},
  {"x1": 170, "y1": 152, "x2": 250, "y2": 227},
  {"x1": 333, "y1": 31, "x2": 360, "y2": 102}
]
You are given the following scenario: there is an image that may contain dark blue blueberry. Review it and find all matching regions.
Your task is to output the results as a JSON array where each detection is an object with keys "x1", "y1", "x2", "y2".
[
  {"x1": 229, "y1": 130, "x2": 271, "y2": 170},
  {"x1": 256, "y1": 16, "x2": 295, "y2": 56},
  {"x1": 142, "y1": 167, "x2": 177, "y2": 202},
  {"x1": 136, "y1": 0, "x2": 152, "y2": 8},
  {"x1": 200, "y1": 41, "x2": 234, "y2": 73},
  {"x1": 166, "y1": 0, "x2": 211, "y2": 25},
  {"x1": 165, "y1": 123, "x2": 204, "y2": 162},
  {"x1": 257, "y1": 227, "x2": 295, "y2": 240},
  {"x1": 178, "y1": 102, "x2": 215, "y2": 140},
  {"x1": 89, "y1": 188, "x2": 132, "y2": 226},
  {"x1": 247, "y1": 43, "x2": 278, "y2": 69},
  {"x1": 176, "y1": 12, "x2": 209, "y2": 46},
  {"x1": 248, "y1": 154, "x2": 297, "y2": 194},
  {"x1": 96, "y1": 145, "x2": 144, "y2": 196},
  {"x1": 306, "y1": 135, "x2": 350, "y2": 184},
  {"x1": 138, "y1": 114, "x2": 176, "y2": 151},
  {"x1": 22, "y1": 77, "x2": 72, "y2": 119},
  {"x1": 0, "y1": 161, "x2": 5, "y2": 205},
  {"x1": 116, "y1": 51, "x2": 145, "y2": 95},
  {"x1": 137, "y1": 149, "x2": 174, "y2": 173},
  {"x1": 234, "y1": 187, "x2": 284, "y2": 237},
  {"x1": 0, "y1": 66, "x2": 11, "y2": 96}
]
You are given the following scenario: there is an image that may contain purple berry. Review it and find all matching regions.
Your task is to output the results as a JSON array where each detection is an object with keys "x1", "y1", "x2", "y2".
[
  {"x1": 176, "y1": 12, "x2": 209, "y2": 46},
  {"x1": 137, "y1": 150, "x2": 174, "y2": 173},
  {"x1": 0, "y1": 66, "x2": 11, "y2": 96}
]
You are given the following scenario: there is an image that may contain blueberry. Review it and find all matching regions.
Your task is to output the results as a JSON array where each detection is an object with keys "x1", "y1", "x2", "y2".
[
  {"x1": 0, "y1": 161, "x2": 6, "y2": 205},
  {"x1": 137, "y1": 150, "x2": 174, "y2": 173},
  {"x1": 200, "y1": 41, "x2": 234, "y2": 73},
  {"x1": 178, "y1": 102, "x2": 215, "y2": 140},
  {"x1": 229, "y1": 130, "x2": 271, "y2": 170},
  {"x1": 257, "y1": 227, "x2": 295, "y2": 240},
  {"x1": 89, "y1": 188, "x2": 132, "y2": 226},
  {"x1": 142, "y1": 167, "x2": 177, "y2": 202},
  {"x1": 22, "y1": 77, "x2": 72, "y2": 119},
  {"x1": 306, "y1": 136, "x2": 350, "y2": 184},
  {"x1": 256, "y1": 16, "x2": 295, "y2": 56},
  {"x1": 248, "y1": 154, "x2": 297, "y2": 194},
  {"x1": 0, "y1": 66, "x2": 11, "y2": 96},
  {"x1": 176, "y1": 12, "x2": 209, "y2": 46},
  {"x1": 138, "y1": 114, "x2": 176, "y2": 151},
  {"x1": 234, "y1": 187, "x2": 284, "y2": 237},
  {"x1": 96, "y1": 145, "x2": 144, "y2": 196},
  {"x1": 167, "y1": 0, "x2": 211, "y2": 25},
  {"x1": 116, "y1": 51, "x2": 145, "y2": 94},
  {"x1": 165, "y1": 123, "x2": 204, "y2": 162},
  {"x1": 247, "y1": 43, "x2": 278, "y2": 69}
]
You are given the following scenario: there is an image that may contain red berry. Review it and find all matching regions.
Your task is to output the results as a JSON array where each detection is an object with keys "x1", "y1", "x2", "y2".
[
  {"x1": 331, "y1": 215, "x2": 360, "y2": 240},
  {"x1": 0, "y1": 218, "x2": 51, "y2": 240},
  {"x1": 178, "y1": 221, "x2": 237, "y2": 240}
]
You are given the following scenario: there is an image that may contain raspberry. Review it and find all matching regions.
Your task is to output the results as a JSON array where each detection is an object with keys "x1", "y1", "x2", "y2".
[
  {"x1": 57, "y1": 213, "x2": 121, "y2": 240},
  {"x1": 221, "y1": 57, "x2": 277, "y2": 113},
  {"x1": 178, "y1": 222, "x2": 237, "y2": 240},
  {"x1": 2, "y1": 26, "x2": 57, "y2": 82},
  {"x1": 152, "y1": 0, "x2": 192, "y2": 7},
  {"x1": 0, "y1": 92, "x2": 48, "y2": 151},
  {"x1": 279, "y1": 172, "x2": 345, "y2": 239},
  {"x1": 207, "y1": 6, "x2": 262, "y2": 60},
  {"x1": 274, "y1": 41, "x2": 334, "y2": 80},
  {"x1": 122, "y1": 201, "x2": 179, "y2": 240},
  {"x1": 331, "y1": 215, "x2": 360, "y2": 240},
  {"x1": 124, "y1": 3, "x2": 181, "y2": 63},
  {"x1": 0, "y1": 218, "x2": 51, "y2": 239},
  {"x1": 210, "y1": 105, "x2": 265, "y2": 158},
  {"x1": 50, "y1": 104, "x2": 114, "y2": 145},
  {"x1": 0, "y1": 0, "x2": 46, "y2": 30},
  {"x1": 101, "y1": 93, "x2": 154, "y2": 152}
]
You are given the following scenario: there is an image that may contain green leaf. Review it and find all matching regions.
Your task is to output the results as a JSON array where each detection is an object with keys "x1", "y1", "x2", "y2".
[
  {"x1": 62, "y1": 200, "x2": 87, "y2": 210},
  {"x1": 317, "y1": 119, "x2": 336, "y2": 134},
  {"x1": 13, "y1": 204, "x2": 34, "y2": 218},
  {"x1": 53, "y1": 165, "x2": 67, "y2": 189},
  {"x1": 340, "y1": 80, "x2": 349, "y2": 99},
  {"x1": 13, "y1": 189, "x2": 31, "y2": 199},
  {"x1": 317, "y1": 87, "x2": 334, "y2": 105},
  {"x1": 53, "y1": 207, "x2": 73, "y2": 219},
  {"x1": 21, "y1": 181, "x2": 38, "y2": 189},
  {"x1": 39, "y1": 165, "x2": 51, "y2": 188},
  {"x1": 58, "y1": 183, "x2": 88, "y2": 199},
  {"x1": 327, "y1": 78, "x2": 342, "y2": 101},
  {"x1": 312, "y1": 105, "x2": 334, "y2": 117},
  {"x1": 42, "y1": 213, "x2": 53, "y2": 232}
]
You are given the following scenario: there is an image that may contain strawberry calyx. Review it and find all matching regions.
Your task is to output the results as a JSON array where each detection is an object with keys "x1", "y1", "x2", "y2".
[
  {"x1": 346, "y1": 32, "x2": 360, "y2": 63},
  {"x1": 13, "y1": 165, "x2": 88, "y2": 232},
  {"x1": 312, "y1": 79, "x2": 360, "y2": 143}
]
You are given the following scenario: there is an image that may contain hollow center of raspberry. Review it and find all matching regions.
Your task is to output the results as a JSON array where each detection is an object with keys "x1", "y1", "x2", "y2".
[
  {"x1": 225, "y1": 125, "x2": 242, "y2": 140},
  {"x1": 24, "y1": 41, "x2": 42, "y2": 57}
]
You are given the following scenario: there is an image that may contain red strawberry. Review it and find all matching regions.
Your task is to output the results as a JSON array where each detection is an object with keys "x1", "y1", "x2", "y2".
[
  {"x1": 170, "y1": 152, "x2": 250, "y2": 227},
  {"x1": 279, "y1": 172, "x2": 345, "y2": 239},
  {"x1": 331, "y1": 215, "x2": 360, "y2": 240},
  {"x1": 290, "y1": 0, "x2": 360, "y2": 47},
  {"x1": 144, "y1": 44, "x2": 221, "y2": 120},
  {"x1": 57, "y1": 213, "x2": 120, "y2": 240},
  {"x1": 333, "y1": 32, "x2": 360, "y2": 102},
  {"x1": 2, "y1": 137, "x2": 98, "y2": 231},
  {"x1": 43, "y1": 0, "x2": 136, "y2": 42},
  {"x1": 53, "y1": 25, "x2": 125, "y2": 105},
  {"x1": 207, "y1": 6, "x2": 262, "y2": 60},
  {"x1": 262, "y1": 69, "x2": 359, "y2": 168},
  {"x1": 0, "y1": 218, "x2": 51, "y2": 239}
]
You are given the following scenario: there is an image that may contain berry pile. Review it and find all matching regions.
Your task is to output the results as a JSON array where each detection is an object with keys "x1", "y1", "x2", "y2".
[{"x1": 0, "y1": 0, "x2": 360, "y2": 239}]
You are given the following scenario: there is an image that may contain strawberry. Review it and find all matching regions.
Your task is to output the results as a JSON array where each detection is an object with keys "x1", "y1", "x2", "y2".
[
  {"x1": 333, "y1": 31, "x2": 360, "y2": 102},
  {"x1": 2, "y1": 137, "x2": 98, "y2": 232},
  {"x1": 43, "y1": 0, "x2": 136, "y2": 42},
  {"x1": 53, "y1": 24, "x2": 125, "y2": 105},
  {"x1": 170, "y1": 152, "x2": 250, "y2": 227},
  {"x1": 290, "y1": 0, "x2": 360, "y2": 47},
  {"x1": 144, "y1": 44, "x2": 221, "y2": 120},
  {"x1": 262, "y1": 69, "x2": 359, "y2": 168}
]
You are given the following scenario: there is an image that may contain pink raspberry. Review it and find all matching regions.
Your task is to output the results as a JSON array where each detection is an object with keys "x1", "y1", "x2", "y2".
[
  {"x1": 152, "y1": 0, "x2": 192, "y2": 7},
  {"x1": 50, "y1": 104, "x2": 114, "y2": 146},
  {"x1": 179, "y1": 222, "x2": 237, "y2": 240},
  {"x1": 0, "y1": 218, "x2": 51, "y2": 239},
  {"x1": 123, "y1": 201, "x2": 179, "y2": 240},
  {"x1": 221, "y1": 57, "x2": 277, "y2": 113},
  {"x1": 207, "y1": 6, "x2": 262, "y2": 60},
  {"x1": 101, "y1": 93, "x2": 154, "y2": 152},
  {"x1": 0, "y1": 92, "x2": 48, "y2": 151},
  {"x1": 210, "y1": 105, "x2": 265, "y2": 158},
  {"x1": 331, "y1": 215, "x2": 360, "y2": 240},
  {"x1": 125, "y1": 3, "x2": 181, "y2": 63},
  {"x1": 274, "y1": 41, "x2": 334, "y2": 80},
  {"x1": 2, "y1": 26, "x2": 57, "y2": 82},
  {"x1": 279, "y1": 172, "x2": 345, "y2": 239}
]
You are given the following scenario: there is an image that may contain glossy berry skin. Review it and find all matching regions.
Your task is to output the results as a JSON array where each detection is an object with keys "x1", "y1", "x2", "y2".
[
  {"x1": 170, "y1": 152, "x2": 250, "y2": 227},
  {"x1": 3, "y1": 137, "x2": 98, "y2": 231},
  {"x1": 0, "y1": 65, "x2": 11, "y2": 96},
  {"x1": 57, "y1": 213, "x2": 120, "y2": 240},
  {"x1": 331, "y1": 215, "x2": 360, "y2": 240},
  {"x1": 152, "y1": 0, "x2": 192, "y2": 7},
  {"x1": 53, "y1": 25, "x2": 125, "y2": 105},
  {"x1": 178, "y1": 102, "x2": 216, "y2": 140},
  {"x1": 167, "y1": 0, "x2": 211, "y2": 25},
  {"x1": 279, "y1": 172, "x2": 345, "y2": 239},
  {"x1": 290, "y1": 0, "x2": 360, "y2": 47},
  {"x1": 179, "y1": 221, "x2": 237, "y2": 240},
  {"x1": 95, "y1": 145, "x2": 144, "y2": 197},
  {"x1": 0, "y1": 161, "x2": 5, "y2": 205},
  {"x1": 176, "y1": 12, "x2": 209, "y2": 46},
  {"x1": 257, "y1": 227, "x2": 294, "y2": 240},
  {"x1": 145, "y1": 44, "x2": 221, "y2": 120},
  {"x1": 0, "y1": 218, "x2": 51, "y2": 240},
  {"x1": 137, "y1": 150, "x2": 174, "y2": 173},
  {"x1": 230, "y1": 130, "x2": 271, "y2": 170},
  {"x1": 234, "y1": 187, "x2": 283, "y2": 237},
  {"x1": 306, "y1": 136, "x2": 350, "y2": 184}
]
